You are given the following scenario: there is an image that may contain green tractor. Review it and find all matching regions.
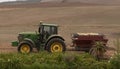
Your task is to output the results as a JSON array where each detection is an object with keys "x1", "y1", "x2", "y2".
[{"x1": 12, "y1": 22, "x2": 66, "y2": 53}]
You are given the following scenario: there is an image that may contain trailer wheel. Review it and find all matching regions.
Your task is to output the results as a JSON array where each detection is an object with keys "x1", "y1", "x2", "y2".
[
  {"x1": 47, "y1": 38, "x2": 66, "y2": 53},
  {"x1": 18, "y1": 41, "x2": 33, "y2": 53}
]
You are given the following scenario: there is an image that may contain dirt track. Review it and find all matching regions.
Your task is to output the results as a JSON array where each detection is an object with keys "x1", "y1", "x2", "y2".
[{"x1": 0, "y1": 2, "x2": 119, "y2": 55}]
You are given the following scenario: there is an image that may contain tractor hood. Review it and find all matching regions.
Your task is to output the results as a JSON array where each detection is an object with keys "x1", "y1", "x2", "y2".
[
  {"x1": 18, "y1": 32, "x2": 39, "y2": 42},
  {"x1": 19, "y1": 32, "x2": 36, "y2": 35}
]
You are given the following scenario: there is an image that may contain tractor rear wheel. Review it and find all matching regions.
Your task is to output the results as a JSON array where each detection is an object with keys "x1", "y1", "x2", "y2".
[
  {"x1": 18, "y1": 41, "x2": 33, "y2": 53},
  {"x1": 47, "y1": 38, "x2": 66, "y2": 53}
]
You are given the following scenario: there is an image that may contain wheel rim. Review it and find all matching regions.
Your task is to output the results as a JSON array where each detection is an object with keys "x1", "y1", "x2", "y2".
[
  {"x1": 51, "y1": 42, "x2": 63, "y2": 52},
  {"x1": 20, "y1": 44, "x2": 30, "y2": 53}
]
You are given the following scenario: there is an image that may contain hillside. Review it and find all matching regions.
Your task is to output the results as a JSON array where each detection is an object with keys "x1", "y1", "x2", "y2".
[
  {"x1": 0, "y1": 2, "x2": 97, "y2": 8},
  {"x1": 0, "y1": 0, "x2": 119, "y2": 53},
  {"x1": 41, "y1": 0, "x2": 120, "y2": 5},
  {"x1": 0, "y1": 6, "x2": 120, "y2": 46},
  {"x1": 1, "y1": 0, "x2": 120, "y2": 5}
]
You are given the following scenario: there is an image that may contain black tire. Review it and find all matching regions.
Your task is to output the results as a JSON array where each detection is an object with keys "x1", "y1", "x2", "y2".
[
  {"x1": 47, "y1": 38, "x2": 66, "y2": 53},
  {"x1": 18, "y1": 41, "x2": 33, "y2": 53}
]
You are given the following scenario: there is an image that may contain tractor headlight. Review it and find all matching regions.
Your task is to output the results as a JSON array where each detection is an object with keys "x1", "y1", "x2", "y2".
[{"x1": 18, "y1": 34, "x2": 23, "y2": 42}]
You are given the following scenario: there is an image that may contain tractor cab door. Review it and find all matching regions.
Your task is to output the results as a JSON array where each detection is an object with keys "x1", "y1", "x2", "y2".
[{"x1": 39, "y1": 25, "x2": 58, "y2": 42}]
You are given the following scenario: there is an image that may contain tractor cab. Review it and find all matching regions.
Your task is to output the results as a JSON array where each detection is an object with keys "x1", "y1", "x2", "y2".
[
  {"x1": 38, "y1": 23, "x2": 58, "y2": 42},
  {"x1": 39, "y1": 23, "x2": 58, "y2": 35}
]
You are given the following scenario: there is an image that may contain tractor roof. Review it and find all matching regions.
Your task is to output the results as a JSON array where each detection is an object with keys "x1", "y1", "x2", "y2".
[{"x1": 41, "y1": 23, "x2": 58, "y2": 27}]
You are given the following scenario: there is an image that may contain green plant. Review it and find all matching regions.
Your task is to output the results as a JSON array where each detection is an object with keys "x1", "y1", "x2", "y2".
[
  {"x1": 0, "y1": 52, "x2": 112, "y2": 69},
  {"x1": 113, "y1": 39, "x2": 120, "y2": 54},
  {"x1": 109, "y1": 39, "x2": 120, "y2": 69},
  {"x1": 90, "y1": 61, "x2": 110, "y2": 69},
  {"x1": 109, "y1": 54, "x2": 120, "y2": 69},
  {"x1": 89, "y1": 41, "x2": 107, "y2": 60}
]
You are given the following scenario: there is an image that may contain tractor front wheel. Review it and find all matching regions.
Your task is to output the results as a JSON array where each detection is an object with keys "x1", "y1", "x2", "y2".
[
  {"x1": 18, "y1": 41, "x2": 33, "y2": 53},
  {"x1": 47, "y1": 38, "x2": 66, "y2": 53}
]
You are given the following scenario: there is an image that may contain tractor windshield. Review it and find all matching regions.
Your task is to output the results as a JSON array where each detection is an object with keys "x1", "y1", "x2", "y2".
[{"x1": 44, "y1": 26, "x2": 50, "y2": 35}]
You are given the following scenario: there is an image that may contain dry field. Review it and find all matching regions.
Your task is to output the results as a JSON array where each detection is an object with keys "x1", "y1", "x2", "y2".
[{"x1": 0, "y1": 3, "x2": 119, "y2": 53}]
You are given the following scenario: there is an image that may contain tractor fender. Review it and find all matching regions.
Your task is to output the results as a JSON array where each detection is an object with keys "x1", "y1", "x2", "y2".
[
  {"x1": 23, "y1": 38, "x2": 36, "y2": 47},
  {"x1": 45, "y1": 35, "x2": 65, "y2": 49}
]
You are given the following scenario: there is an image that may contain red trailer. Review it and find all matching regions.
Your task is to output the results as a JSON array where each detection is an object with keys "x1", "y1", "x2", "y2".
[{"x1": 71, "y1": 33, "x2": 108, "y2": 51}]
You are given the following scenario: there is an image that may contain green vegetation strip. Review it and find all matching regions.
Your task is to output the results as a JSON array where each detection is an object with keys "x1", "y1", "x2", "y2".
[{"x1": 0, "y1": 52, "x2": 119, "y2": 69}]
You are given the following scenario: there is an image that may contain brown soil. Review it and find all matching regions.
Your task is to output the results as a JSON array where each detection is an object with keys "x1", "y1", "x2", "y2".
[
  {"x1": 0, "y1": 2, "x2": 119, "y2": 57},
  {"x1": 0, "y1": 2, "x2": 99, "y2": 8}
]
